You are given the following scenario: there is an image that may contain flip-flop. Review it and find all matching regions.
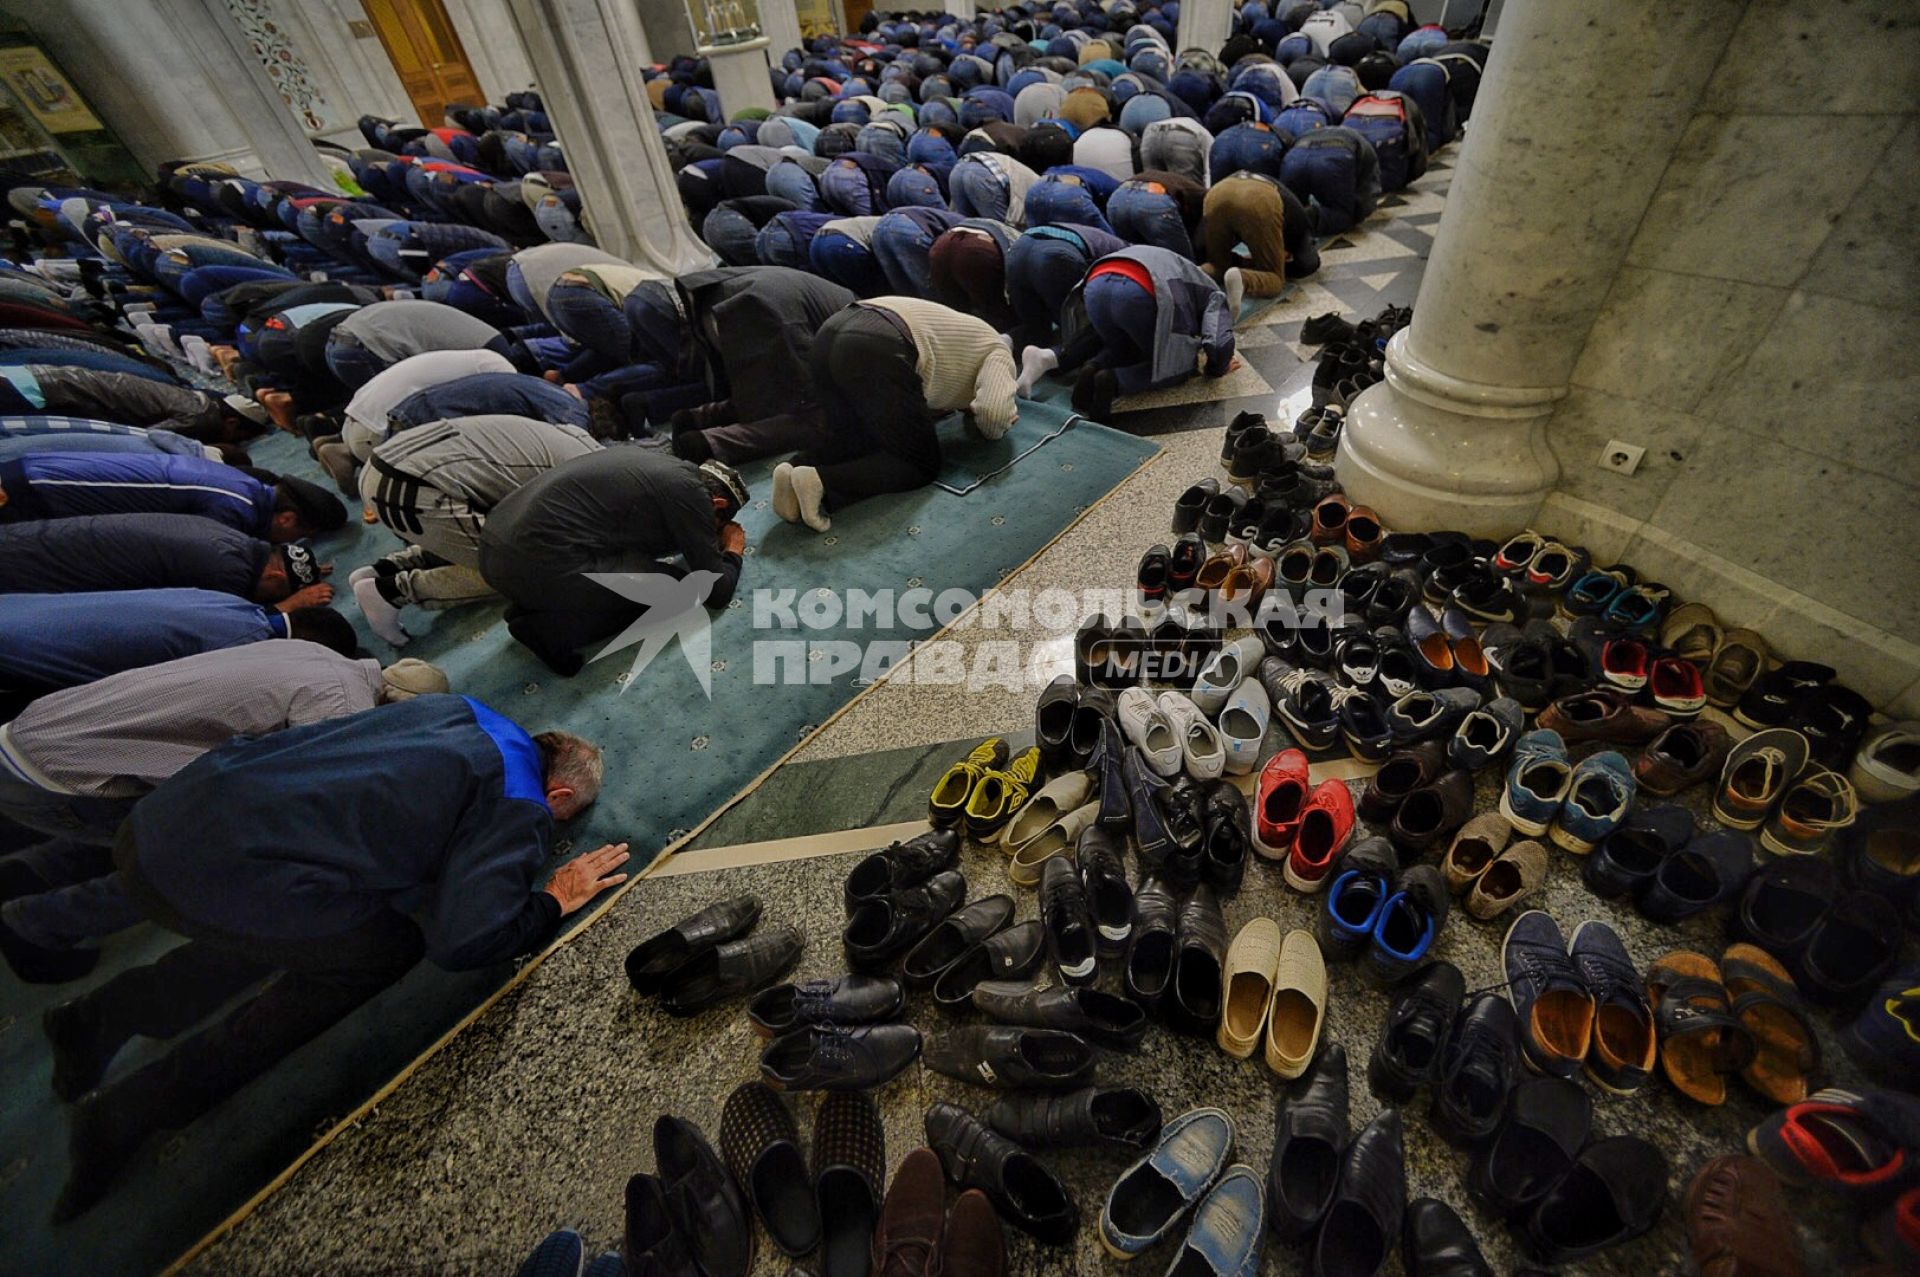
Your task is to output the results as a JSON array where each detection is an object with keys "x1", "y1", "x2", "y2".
[
  {"x1": 1647, "y1": 951, "x2": 1757, "y2": 1105},
  {"x1": 1722, "y1": 943, "x2": 1820, "y2": 1106}
]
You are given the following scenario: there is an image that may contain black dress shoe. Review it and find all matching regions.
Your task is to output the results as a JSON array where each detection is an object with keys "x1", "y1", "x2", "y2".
[
  {"x1": 1036, "y1": 675, "x2": 1079, "y2": 768},
  {"x1": 933, "y1": 921, "x2": 1047, "y2": 1009},
  {"x1": 1161, "y1": 776, "x2": 1209, "y2": 885},
  {"x1": 1039, "y1": 855, "x2": 1098, "y2": 986},
  {"x1": 748, "y1": 975, "x2": 905, "y2": 1037},
  {"x1": 1122, "y1": 746, "x2": 1176, "y2": 871},
  {"x1": 1202, "y1": 780, "x2": 1251, "y2": 895},
  {"x1": 1520, "y1": 1135, "x2": 1667, "y2": 1264},
  {"x1": 660, "y1": 926, "x2": 805, "y2": 1016},
  {"x1": 1367, "y1": 960, "x2": 1463, "y2": 1100},
  {"x1": 813, "y1": 1091, "x2": 886, "y2": 1277},
  {"x1": 970, "y1": 981, "x2": 1149, "y2": 1051},
  {"x1": 760, "y1": 1024, "x2": 921, "y2": 1091},
  {"x1": 1310, "y1": 1108, "x2": 1405, "y2": 1277},
  {"x1": 1269, "y1": 1042, "x2": 1350, "y2": 1242},
  {"x1": 901, "y1": 894, "x2": 1015, "y2": 986},
  {"x1": 626, "y1": 894, "x2": 762, "y2": 994},
  {"x1": 655, "y1": 1115, "x2": 755, "y2": 1277},
  {"x1": 1402, "y1": 1196, "x2": 1494, "y2": 1277},
  {"x1": 1168, "y1": 532, "x2": 1206, "y2": 596},
  {"x1": 1093, "y1": 719, "x2": 1133, "y2": 828},
  {"x1": 720, "y1": 1082, "x2": 820, "y2": 1257},
  {"x1": 625, "y1": 1171, "x2": 700, "y2": 1277},
  {"x1": 1173, "y1": 478, "x2": 1218, "y2": 535},
  {"x1": 1077, "y1": 825, "x2": 1133, "y2": 955},
  {"x1": 986, "y1": 1086, "x2": 1162, "y2": 1151},
  {"x1": 843, "y1": 870, "x2": 966, "y2": 970},
  {"x1": 1071, "y1": 685, "x2": 1116, "y2": 766},
  {"x1": 1075, "y1": 615, "x2": 1116, "y2": 689},
  {"x1": 843, "y1": 830, "x2": 961, "y2": 913},
  {"x1": 925, "y1": 1101, "x2": 1078, "y2": 1245},
  {"x1": 923, "y1": 1025, "x2": 1098, "y2": 1089},
  {"x1": 1429, "y1": 993, "x2": 1517, "y2": 1145},
  {"x1": 1467, "y1": 1076, "x2": 1592, "y2": 1219},
  {"x1": 1125, "y1": 875, "x2": 1179, "y2": 1011},
  {"x1": 1167, "y1": 884, "x2": 1226, "y2": 1036},
  {"x1": 1139, "y1": 542, "x2": 1173, "y2": 610}
]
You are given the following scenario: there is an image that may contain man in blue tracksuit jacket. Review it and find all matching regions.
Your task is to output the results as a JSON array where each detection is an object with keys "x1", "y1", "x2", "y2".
[
  {"x1": 0, "y1": 451, "x2": 346, "y2": 542},
  {"x1": 46, "y1": 694, "x2": 622, "y2": 1219}
]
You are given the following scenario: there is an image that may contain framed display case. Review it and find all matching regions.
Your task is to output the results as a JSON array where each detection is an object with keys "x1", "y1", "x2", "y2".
[
  {"x1": 686, "y1": 0, "x2": 763, "y2": 47},
  {"x1": 0, "y1": 23, "x2": 145, "y2": 195}
]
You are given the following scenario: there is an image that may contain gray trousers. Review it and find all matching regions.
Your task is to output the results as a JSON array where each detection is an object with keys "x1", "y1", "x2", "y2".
[{"x1": 360, "y1": 463, "x2": 496, "y2": 607}]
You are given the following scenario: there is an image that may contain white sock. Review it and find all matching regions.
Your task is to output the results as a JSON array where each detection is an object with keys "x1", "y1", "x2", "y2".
[
  {"x1": 790, "y1": 465, "x2": 831, "y2": 533},
  {"x1": 1017, "y1": 346, "x2": 1059, "y2": 398},
  {"x1": 353, "y1": 576, "x2": 410, "y2": 646},
  {"x1": 182, "y1": 335, "x2": 215, "y2": 374},
  {"x1": 347, "y1": 565, "x2": 379, "y2": 587},
  {"x1": 771, "y1": 461, "x2": 799, "y2": 523},
  {"x1": 1223, "y1": 267, "x2": 1246, "y2": 321}
]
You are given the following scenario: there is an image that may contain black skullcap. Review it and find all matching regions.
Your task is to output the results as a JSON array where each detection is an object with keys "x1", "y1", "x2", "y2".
[{"x1": 277, "y1": 474, "x2": 349, "y2": 533}]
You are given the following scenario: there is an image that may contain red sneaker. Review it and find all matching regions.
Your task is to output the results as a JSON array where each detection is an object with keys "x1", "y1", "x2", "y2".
[
  {"x1": 1650, "y1": 656, "x2": 1706, "y2": 716},
  {"x1": 1601, "y1": 638, "x2": 1650, "y2": 691},
  {"x1": 1285, "y1": 778, "x2": 1355, "y2": 893},
  {"x1": 1253, "y1": 749, "x2": 1311, "y2": 858}
]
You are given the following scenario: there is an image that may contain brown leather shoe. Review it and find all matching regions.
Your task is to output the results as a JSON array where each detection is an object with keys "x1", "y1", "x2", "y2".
[
  {"x1": 1221, "y1": 555, "x2": 1274, "y2": 610},
  {"x1": 1537, "y1": 690, "x2": 1670, "y2": 745},
  {"x1": 1635, "y1": 720, "x2": 1734, "y2": 796},
  {"x1": 1309, "y1": 493, "x2": 1351, "y2": 544},
  {"x1": 939, "y1": 1188, "x2": 1006, "y2": 1277},
  {"x1": 1195, "y1": 545, "x2": 1243, "y2": 594},
  {"x1": 1685, "y1": 1153, "x2": 1805, "y2": 1277},
  {"x1": 1388, "y1": 768, "x2": 1475, "y2": 859},
  {"x1": 1344, "y1": 505, "x2": 1384, "y2": 561},
  {"x1": 1359, "y1": 740, "x2": 1446, "y2": 825},
  {"x1": 871, "y1": 1147, "x2": 945, "y2": 1277}
]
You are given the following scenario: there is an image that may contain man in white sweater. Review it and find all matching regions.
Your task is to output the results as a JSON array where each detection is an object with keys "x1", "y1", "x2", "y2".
[{"x1": 771, "y1": 298, "x2": 1019, "y2": 533}]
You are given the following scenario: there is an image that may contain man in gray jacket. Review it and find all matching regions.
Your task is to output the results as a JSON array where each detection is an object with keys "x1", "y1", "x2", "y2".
[{"x1": 353, "y1": 414, "x2": 601, "y2": 644}]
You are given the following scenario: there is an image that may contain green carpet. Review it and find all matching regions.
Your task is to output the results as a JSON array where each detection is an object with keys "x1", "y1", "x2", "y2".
[{"x1": 0, "y1": 401, "x2": 1157, "y2": 1275}]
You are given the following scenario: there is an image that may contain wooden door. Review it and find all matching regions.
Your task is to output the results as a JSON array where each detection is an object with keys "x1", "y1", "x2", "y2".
[{"x1": 362, "y1": 0, "x2": 486, "y2": 127}]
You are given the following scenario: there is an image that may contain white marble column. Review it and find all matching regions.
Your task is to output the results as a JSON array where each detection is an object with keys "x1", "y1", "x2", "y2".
[
  {"x1": 503, "y1": 0, "x2": 714, "y2": 274},
  {"x1": 1175, "y1": 0, "x2": 1232, "y2": 58},
  {"x1": 441, "y1": 0, "x2": 540, "y2": 102},
  {"x1": 949, "y1": 0, "x2": 978, "y2": 21},
  {"x1": 705, "y1": 37, "x2": 778, "y2": 117},
  {"x1": 760, "y1": 0, "x2": 805, "y2": 67},
  {"x1": 1333, "y1": 0, "x2": 1746, "y2": 536}
]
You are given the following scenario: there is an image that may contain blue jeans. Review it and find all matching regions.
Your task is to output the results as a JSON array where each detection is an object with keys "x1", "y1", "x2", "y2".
[
  {"x1": 1209, "y1": 124, "x2": 1286, "y2": 181},
  {"x1": 809, "y1": 231, "x2": 889, "y2": 296},
  {"x1": 702, "y1": 206, "x2": 766, "y2": 266},
  {"x1": 1005, "y1": 236, "x2": 1093, "y2": 352},
  {"x1": 0, "y1": 772, "x2": 140, "y2": 949},
  {"x1": 323, "y1": 332, "x2": 390, "y2": 390},
  {"x1": 1024, "y1": 179, "x2": 1113, "y2": 233},
  {"x1": 544, "y1": 280, "x2": 634, "y2": 365},
  {"x1": 1108, "y1": 183, "x2": 1196, "y2": 260},
  {"x1": 870, "y1": 216, "x2": 948, "y2": 297},
  {"x1": 1081, "y1": 272, "x2": 1164, "y2": 396},
  {"x1": 948, "y1": 161, "x2": 1012, "y2": 222}
]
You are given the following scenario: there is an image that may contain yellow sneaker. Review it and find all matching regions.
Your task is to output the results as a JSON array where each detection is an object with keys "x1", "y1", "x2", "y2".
[
  {"x1": 929, "y1": 737, "x2": 1009, "y2": 829},
  {"x1": 965, "y1": 746, "x2": 1042, "y2": 839}
]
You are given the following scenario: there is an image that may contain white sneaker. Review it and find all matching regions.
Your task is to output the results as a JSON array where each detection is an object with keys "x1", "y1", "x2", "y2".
[
  {"x1": 1190, "y1": 635, "x2": 1266, "y2": 716},
  {"x1": 1117, "y1": 687, "x2": 1184, "y2": 777},
  {"x1": 789, "y1": 464, "x2": 831, "y2": 533},
  {"x1": 352, "y1": 576, "x2": 410, "y2": 646},
  {"x1": 1218, "y1": 678, "x2": 1273, "y2": 776},
  {"x1": 1852, "y1": 721, "x2": 1920, "y2": 805},
  {"x1": 1158, "y1": 690, "x2": 1226, "y2": 781},
  {"x1": 1223, "y1": 266, "x2": 1246, "y2": 319},
  {"x1": 771, "y1": 461, "x2": 799, "y2": 523}
]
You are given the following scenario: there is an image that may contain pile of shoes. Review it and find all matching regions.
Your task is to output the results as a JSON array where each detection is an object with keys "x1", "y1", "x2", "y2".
[{"x1": 624, "y1": 894, "x2": 803, "y2": 1017}]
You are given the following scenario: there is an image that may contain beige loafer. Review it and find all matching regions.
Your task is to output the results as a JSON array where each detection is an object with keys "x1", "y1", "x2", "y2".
[
  {"x1": 1465, "y1": 839, "x2": 1549, "y2": 920},
  {"x1": 1001, "y1": 771, "x2": 1095, "y2": 856},
  {"x1": 1442, "y1": 812, "x2": 1514, "y2": 893},
  {"x1": 1217, "y1": 916, "x2": 1282, "y2": 1058},
  {"x1": 1264, "y1": 929, "x2": 1327, "y2": 1079},
  {"x1": 1008, "y1": 801, "x2": 1100, "y2": 888}
]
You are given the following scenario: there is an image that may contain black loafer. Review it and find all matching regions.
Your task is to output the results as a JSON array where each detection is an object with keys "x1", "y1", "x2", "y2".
[
  {"x1": 1123, "y1": 745, "x2": 1177, "y2": 871},
  {"x1": 759, "y1": 1023, "x2": 922, "y2": 1091},
  {"x1": 1203, "y1": 780, "x2": 1251, "y2": 895},
  {"x1": 1125, "y1": 875, "x2": 1179, "y2": 1011},
  {"x1": 901, "y1": 893, "x2": 1015, "y2": 987},
  {"x1": 720, "y1": 1082, "x2": 820, "y2": 1256},
  {"x1": 1310, "y1": 1108, "x2": 1405, "y2": 1277},
  {"x1": 1173, "y1": 478, "x2": 1218, "y2": 535},
  {"x1": 1071, "y1": 685, "x2": 1116, "y2": 766},
  {"x1": 986, "y1": 1085, "x2": 1163, "y2": 1151},
  {"x1": 1040, "y1": 855, "x2": 1098, "y2": 986},
  {"x1": 844, "y1": 831, "x2": 961, "y2": 913},
  {"x1": 659, "y1": 925, "x2": 805, "y2": 1016},
  {"x1": 1635, "y1": 828, "x2": 1753, "y2": 923},
  {"x1": 813, "y1": 1091, "x2": 886, "y2": 1277},
  {"x1": 1368, "y1": 960, "x2": 1463, "y2": 1101},
  {"x1": 1402, "y1": 1196, "x2": 1494, "y2": 1277},
  {"x1": 626, "y1": 894, "x2": 762, "y2": 994},
  {"x1": 1268, "y1": 1042, "x2": 1349, "y2": 1242},
  {"x1": 932, "y1": 920, "x2": 1046, "y2": 1009},
  {"x1": 624, "y1": 1172, "x2": 698, "y2": 1277},
  {"x1": 1078, "y1": 824, "x2": 1134, "y2": 956},
  {"x1": 1428, "y1": 993, "x2": 1517, "y2": 1145},
  {"x1": 748, "y1": 975, "x2": 904, "y2": 1037},
  {"x1": 843, "y1": 871, "x2": 966, "y2": 970},
  {"x1": 1584, "y1": 803, "x2": 1692, "y2": 900},
  {"x1": 1468, "y1": 1076, "x2": 1592, "y2": 1218},
  {"x1": 926, "y1": 1101, "x2": 1078, "y2": 1245},
  {"x1": 970, "y1": 980, "x2": 1149, "y2": 1051},
  {"x1": 1036, "y1": 675, "x2": 1080, "y2": 767},
  {"x1": 655, "y1": 1115, "x2": 755, "y2": 1277},
  {"x1": 923, "y1": 1025, "x2": 1098, "y2": 1089},
  {"x1": 1520, "y1": 1135, "x2": 1668, "y2": 1264},
  {"x1": 1167, "y1": 883, "x2": 1227, "y2": 1036}
]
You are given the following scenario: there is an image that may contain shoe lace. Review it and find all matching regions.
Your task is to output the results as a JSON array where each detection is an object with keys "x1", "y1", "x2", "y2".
[
  {"x1": 810, "y1": 1027, "x2": 859, "y2": 1067},
  {"x1": 790, "y1": 980, "x2": 835, "y2": 1019},
  {"x1": 1328, "y1": 683, "x2": 1367, "y2": 711},
  {"x1": 1275, "y1": 666, "x2": 1316, "y2": 696}
]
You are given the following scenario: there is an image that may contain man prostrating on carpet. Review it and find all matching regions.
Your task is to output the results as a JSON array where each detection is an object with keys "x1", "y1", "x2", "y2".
[{"x1": 45, "y1": 696, "x2": 619, "y2": 1221}]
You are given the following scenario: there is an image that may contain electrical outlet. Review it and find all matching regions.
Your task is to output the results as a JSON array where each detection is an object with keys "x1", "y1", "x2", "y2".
[{"x1": 1598, "y1": 440, "x2": 1645, "y2": 476}]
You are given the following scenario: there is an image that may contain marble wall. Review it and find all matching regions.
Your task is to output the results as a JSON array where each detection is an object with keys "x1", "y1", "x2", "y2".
[{"x1": 1540, "y1": 0, "x2": 1920, "y2": 714}]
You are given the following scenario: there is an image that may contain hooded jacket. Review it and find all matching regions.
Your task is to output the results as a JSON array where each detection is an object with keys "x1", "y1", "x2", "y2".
[{"x1": 677, "y1": 267, "x2": 856, "y2": 421}]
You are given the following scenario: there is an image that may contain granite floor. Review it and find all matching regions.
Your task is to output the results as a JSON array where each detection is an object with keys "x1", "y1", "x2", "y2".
[{"x1": 185, "y1": 743, "x2": 1871, "y2": 1275}]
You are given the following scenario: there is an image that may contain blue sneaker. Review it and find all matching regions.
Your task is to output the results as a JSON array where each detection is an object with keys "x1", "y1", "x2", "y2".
[
  {"x1": 1315, "y1": 836, "x2": 1396, "y2": 961},
  {"x1": 516, "y1": 1230, "x2": 585, "y2": 1277},
  {"x1": 1499, "y1": 729, "x2": 1571, "y2": 836},
  {"x1": 1366, "y1": 864, "x2": 1447, "y2": 987},
  {"x1": 1099, "y1": 1107, "x2": 1234, "y2": 1258},
  {"x1": 1162, "y1": 1163, "x2": 1267, "y2": 1276},
  {"x1": 1550, "y1": 751, "x2": 1634, "y2": 854},
  {"x1": 1603, "y1": 582, "x2": 1670, "y2": 633},
  {"x1": 1502, "y1": 910, "x2": 1593, "y2": 1079},
  {"x1": 1568, "y1": 920, "x2": 1654, "y2": 1096},
  {"x1": 1841, "y1": 965, "x2": 1920, "y2": 1084},
  {"x1": 1562, "y1": 566, "x2": 1632, "y2": 617}
]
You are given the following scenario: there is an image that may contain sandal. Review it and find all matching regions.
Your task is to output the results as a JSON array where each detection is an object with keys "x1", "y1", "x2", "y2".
[
  {"x1": 1721, "y1": 943, "x2": 1820, "y2": 1106},
  {"x1": 1647, "y1": 951, "x2": 1758, "y2": 1105}
]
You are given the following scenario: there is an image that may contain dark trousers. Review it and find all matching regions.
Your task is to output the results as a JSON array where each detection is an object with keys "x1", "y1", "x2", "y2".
[
  {"x1": 90, "y1": 822, "x2": 425, "y2": 1127},
  {"x1": 703, "y1": 409, "x2": 831, "y2": 464},
  {"x1": 799, "y1": 307, "x2": 940, "y2": 512},
  {"x1": 928, "y1": 232, "x2": 1018, "y2": 332},
  {"x1": 481, "y1": 540, "x2": 679, "y2": 673},
  {"x1": 1060, "y1": 272, "x2": 1161, "y2": 395},
  {"x1": 1005, "y1": 236, "x2": 1092, "y2": 354}
]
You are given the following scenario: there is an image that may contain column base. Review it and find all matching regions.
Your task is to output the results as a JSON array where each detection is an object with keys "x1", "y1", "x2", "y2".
[{"x1": 1333, "y1": 330, "x2": 1562, "y2": 538}]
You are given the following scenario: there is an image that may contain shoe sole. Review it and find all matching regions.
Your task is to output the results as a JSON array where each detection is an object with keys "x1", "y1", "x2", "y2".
[
  {"x1": 1708, "y1": 796, "x2": 1767, "y2": 831},
  {"x1": 1250, "y1": 828, "x2": 1292, "y2": 861},
  {"x1": 1281, "y1": 860, "x2": 1329, "y2": 893},
  {"x1": 1547, "y1": 823, "x2": 1596, "y2": 855},
  {"x1": 1757, "y1": 825, "x2": 1820, "y2": 858},
  {"x1": 1498, "y1": 790, "x2": 1552, "y2": 838}
]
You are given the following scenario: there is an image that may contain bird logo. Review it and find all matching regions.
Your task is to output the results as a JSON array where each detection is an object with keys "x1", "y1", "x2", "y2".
[{"x1": 585, "y1": 570, "x2": 723, "y2": 695}]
